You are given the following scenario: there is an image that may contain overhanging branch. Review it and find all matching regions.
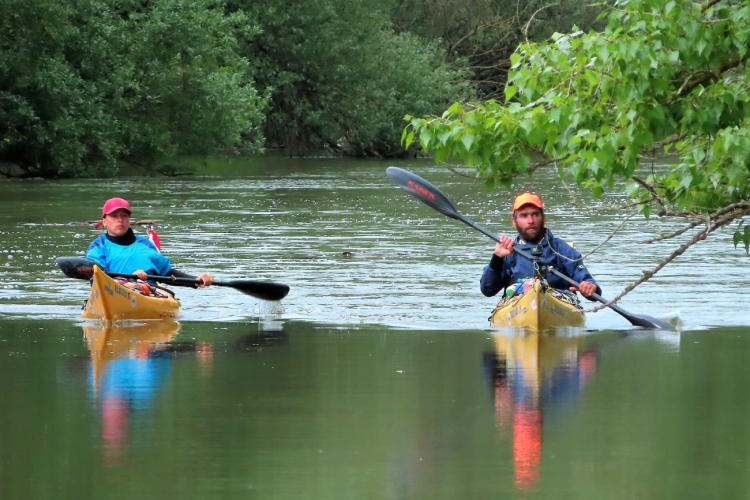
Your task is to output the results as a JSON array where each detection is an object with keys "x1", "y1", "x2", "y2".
[{"x1": 584, "y1": 205, "x2": 750, "y2": 313}]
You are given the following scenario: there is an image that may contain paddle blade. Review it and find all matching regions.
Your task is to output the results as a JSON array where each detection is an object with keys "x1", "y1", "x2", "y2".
[
  {"x1": 57, "y1": 257, "x2": 96, "y2": 280},
  {"x1": 221, "y1": 280, "x2": 290, "y2": 301},
  {"x1": 386, "y1": 166, "x2": 462, "y2": 220},
  {"x1": 607, "y1": 304, "x2": 675, "y2": 330}
]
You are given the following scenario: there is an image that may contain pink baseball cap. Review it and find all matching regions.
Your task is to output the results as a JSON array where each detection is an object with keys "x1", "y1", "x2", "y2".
[{"x1": 94, "y1": 198, "x2": 132, "y2": 228}]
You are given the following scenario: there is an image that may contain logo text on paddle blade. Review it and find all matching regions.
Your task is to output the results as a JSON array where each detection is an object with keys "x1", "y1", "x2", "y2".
[{"x1": 407, "y1": 180, "x2": 435, "y2": 201}]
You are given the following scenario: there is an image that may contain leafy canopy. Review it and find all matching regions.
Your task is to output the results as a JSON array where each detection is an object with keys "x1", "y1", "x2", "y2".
[
  {"x1": 0, "y1": 0, "x2": 265, "y2": 177},
  {"x1": 405, "y1": 0, "x2": 750, "y2": 253},
  {"x1": 231, "y1": 0, "x2": 473, "y2": 157}
]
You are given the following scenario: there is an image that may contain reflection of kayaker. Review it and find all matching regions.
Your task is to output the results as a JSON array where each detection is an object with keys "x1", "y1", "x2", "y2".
[
  {"x1": 84, "y1": 321, "x2": 179, "y2": 467},
  {"x1": 84, "y1": 320, "x2": 179, "y2": 397},
  {"x1": 487, "y1": 331, "x2": 610, "y2": 491}
]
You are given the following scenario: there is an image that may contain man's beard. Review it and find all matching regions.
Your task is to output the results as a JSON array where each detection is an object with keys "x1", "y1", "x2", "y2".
[{"x1": 517, "y1": 226, "x2": 545, "y2": 244}]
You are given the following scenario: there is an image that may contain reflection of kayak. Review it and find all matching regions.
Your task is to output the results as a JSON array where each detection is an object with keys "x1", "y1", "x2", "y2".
[
  {"x1": 83, "y1": 320, "x2": 180, "y2": 397},
  {"x1": 82, "y1": 265, "x2": 180, "y2": 322},
  {"x1": 492, "y1": 330, "x2": 586, "y2": 398},
  {"x1": 489, "y1": 280, "x2": 584, "y2": 331}
]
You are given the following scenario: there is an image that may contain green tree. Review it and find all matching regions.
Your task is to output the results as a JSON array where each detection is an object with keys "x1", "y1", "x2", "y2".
[
  {"x1": 232, "y1": 0, "x2": 473, "y2": 157},
  {"x1": 390, "y1": 0, "x2": 604, "y2": 100},
  {"x1": 0, "y1": 0, "x2": 265, "y2": 177},
  {"x1": 406, "y1": 0, "x2": 750, "y2": 293}
]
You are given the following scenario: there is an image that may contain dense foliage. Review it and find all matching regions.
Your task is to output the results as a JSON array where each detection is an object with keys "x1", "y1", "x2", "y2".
[
  {"x1": 0, "y1": 0, "x2": 264, "y2": 177},
  {"x1": 0, "y1": 0, "x2": 603, "y2": 176},
  {"x1": 389, "y1": 0, "x2": 604, "y2": 99},
  {"x1": 406, "y1": 0, "x2": 750, "y2": 259},
  {"x1": 231, "y1": 0, "x2": 473, "y2": 156}
]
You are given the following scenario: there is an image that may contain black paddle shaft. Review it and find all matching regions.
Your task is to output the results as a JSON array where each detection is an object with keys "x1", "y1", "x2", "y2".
[
  {"x1": 56, "y1": 257, "x2": 289, "y2": 301},
  {"x1": 385, "y1": 166, "x2": 674, "y2": 330}
]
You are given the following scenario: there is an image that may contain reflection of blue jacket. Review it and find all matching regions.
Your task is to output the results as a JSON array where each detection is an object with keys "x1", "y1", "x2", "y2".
[
  {"x1": 90, "y1": 357, "x2": 172, "y2": 410},
  {"x1": 480, "y1": 229, "x2": 601, "y2": 298}
]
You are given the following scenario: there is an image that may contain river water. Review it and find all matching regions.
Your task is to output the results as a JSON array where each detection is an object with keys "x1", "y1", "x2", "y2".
[{"x1": 1, "y1": 158, "x2": 749, "y2": 499}]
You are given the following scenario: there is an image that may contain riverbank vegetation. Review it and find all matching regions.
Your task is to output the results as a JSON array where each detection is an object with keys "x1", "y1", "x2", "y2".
[{"x1": 0, "y1": 0, "x2": 598, "y2": 177}]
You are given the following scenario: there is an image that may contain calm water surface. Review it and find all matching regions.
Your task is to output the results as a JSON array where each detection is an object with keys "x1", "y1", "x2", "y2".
[{"x1": 1, "y1": 158, "x2": 749, "y2": 499}]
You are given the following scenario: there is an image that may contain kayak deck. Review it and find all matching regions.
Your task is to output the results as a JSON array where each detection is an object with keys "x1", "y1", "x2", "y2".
[
  {"x1": 82, "y1": 265, "x2": 181, "y2": 322},
  {"x1": 489, "y1": 279, "x2": 584, "y2": 331}
]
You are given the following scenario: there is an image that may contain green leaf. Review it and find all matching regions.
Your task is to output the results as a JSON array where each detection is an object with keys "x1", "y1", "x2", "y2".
[
  {"x1": 680, "y1": 174, "x2": 692, "y2": 189},
  {"x1": 437, "y1": 130, "x2": 451, "y2": 145},
  {"x1": 696, "y1": 38, "x2": 707, "y2": 56},
  {"x1": 461, "y1": 132, "x2": 475, "y2": 151},
  {"x1": 447, "y1": 102, "x2": 464, "y2": 115},
  {"x1": 402, "y1": 129, "x2": 414, "y2": 149}
]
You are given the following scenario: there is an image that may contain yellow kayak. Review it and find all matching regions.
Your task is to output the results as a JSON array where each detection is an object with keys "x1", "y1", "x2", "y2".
[
  {"x1": 489, "y1": 280, "x2": 584, "y2": 331},
  {"x1": 82, "y1": 265, "x2": 181, "y2": 322}
]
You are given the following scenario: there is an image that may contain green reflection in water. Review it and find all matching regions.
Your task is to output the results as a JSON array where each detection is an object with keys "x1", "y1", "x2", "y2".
[{"x1": 1, "y1": 319, "x2": 749, "y2": 499}]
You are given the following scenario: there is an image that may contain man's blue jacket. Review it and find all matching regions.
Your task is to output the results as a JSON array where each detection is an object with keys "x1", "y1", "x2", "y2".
[{"x1": 480, "y1": 229, "x2": 601, "y2": 299}]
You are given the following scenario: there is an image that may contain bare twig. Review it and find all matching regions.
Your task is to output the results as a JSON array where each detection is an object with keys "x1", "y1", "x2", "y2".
[
  {"x1": 631, "y1": 176, "x2": 664, "y2": 211},
  {"x1": 522, "y1": 4, "x2": 556, "y2": 40},
  {"x1": 641, "y1": 219, "x2": 703, "y2": 243}
]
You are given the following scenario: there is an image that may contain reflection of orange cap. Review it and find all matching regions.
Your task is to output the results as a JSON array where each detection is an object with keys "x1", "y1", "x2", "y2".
[
  {"x1": 512, "y1": 192, "x2": 543, "y2": 212},
  {"x1": 513, "y1": 406, "x2": 542, "y2": 491}
]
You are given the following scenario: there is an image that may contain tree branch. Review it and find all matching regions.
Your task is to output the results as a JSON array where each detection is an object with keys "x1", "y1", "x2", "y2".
[
  {"x1": 701, "y1": 0, "x2": 724, "y2": 11},
  {"x1": 584, "y1": 205, "x2": 750, "y2": 312},
  {"x1": 672, "y1": 58, "x2": 745, "y2": 101}
]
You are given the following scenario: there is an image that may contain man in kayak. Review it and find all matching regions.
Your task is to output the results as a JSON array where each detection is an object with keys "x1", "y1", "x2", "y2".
[
  {"x1": 86, "y1": 197, "x2": 214, "y2": 287},
  {"x1": 480, "y1": 192, "x2": 600, "y2": 299}
]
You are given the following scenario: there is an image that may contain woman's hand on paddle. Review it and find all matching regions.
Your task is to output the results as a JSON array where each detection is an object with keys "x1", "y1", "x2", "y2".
[
  {"x1": 196, "y1": 273, "x2": 214, "y2": 288},
  {"x1": 493, "y1": 236, "x2": 514, "y2": 258},
  {"x1": 571, "y1": 281, "x2": 597, "y2": 297},
  {"x1": 134, "y1": 270, "x2": 148, "y2": 281}
]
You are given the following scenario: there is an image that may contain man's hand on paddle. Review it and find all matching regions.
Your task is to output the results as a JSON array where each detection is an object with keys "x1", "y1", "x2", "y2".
[
  {"x1": 493, "y1": 236, "x2": 515, "y2": 258},
  {"x1": 572, "y1": 281, "x2": 597, "y2": 298}
]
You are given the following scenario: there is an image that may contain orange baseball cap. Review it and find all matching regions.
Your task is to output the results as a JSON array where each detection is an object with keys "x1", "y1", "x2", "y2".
[{"x1": 512, "y1": 192, "x2": 543, "y2": 212}]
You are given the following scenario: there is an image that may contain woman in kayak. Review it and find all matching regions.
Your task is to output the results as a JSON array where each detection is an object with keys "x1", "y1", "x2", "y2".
[{"x1": 86, "y1": 197, "x2": 214, "y2": 287}]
